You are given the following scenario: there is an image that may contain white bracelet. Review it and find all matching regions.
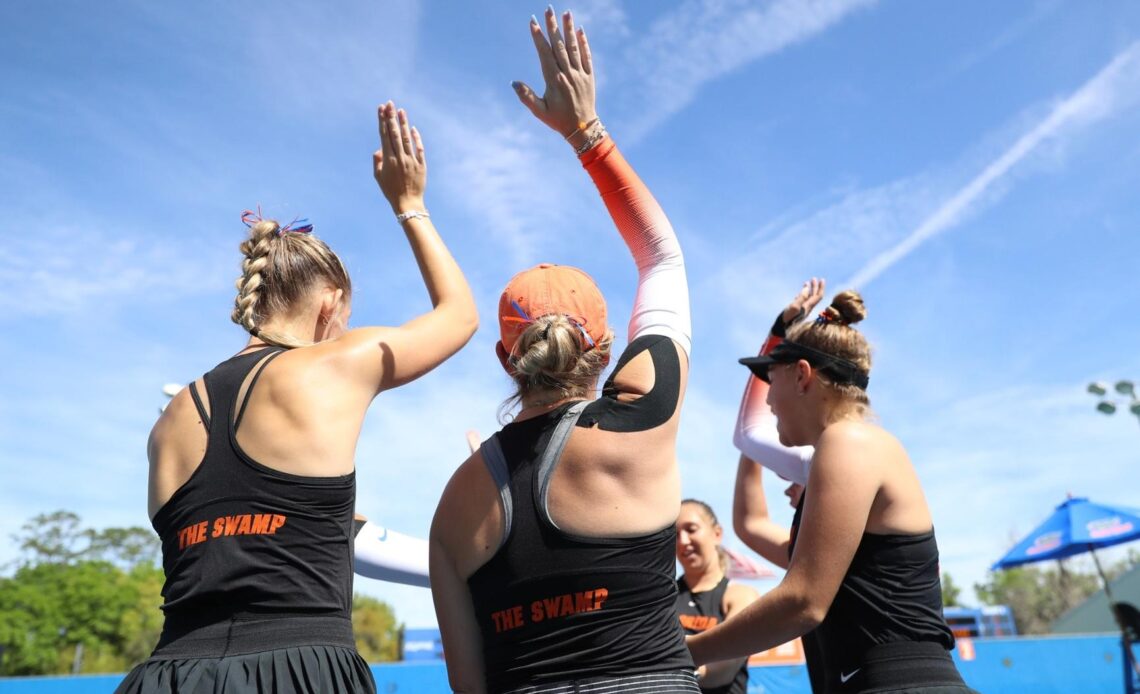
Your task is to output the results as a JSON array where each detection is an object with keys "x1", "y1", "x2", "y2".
[{"x1": 395, "y1": 210, "x2": 430, "y2": 223}]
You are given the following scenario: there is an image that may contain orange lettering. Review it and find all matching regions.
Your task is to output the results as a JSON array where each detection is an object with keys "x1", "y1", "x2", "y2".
[
  {"x1": 237, "y1": 514, "x2": 252, "y2": 535},
  {"x1": 269, "y1": 514, "x2": 287, "y2": 534},
  {"x1": 593, "y1": 587, "x2": 608, "y2": 611},
  {"x1": 224, "y1": 515, "x2": 240, "y2": 536},
  {"x1": 560, "y1": 595, "x2": 574, "y2": 616},
  {"x1": 531, "y1": 601, "x2": 544, "y2": 623},
  {"x1": 251, "y1": 514, "x2": 271, "y2": 534},
  {"x1": 212, "y1": 518, "x2": 224, "y2": 538},
  {"x1": 543, "y1": 597, "x2": 560, "y2": 618},
  {"x1": 575, "y1": 590, "x2": 593, "y2": 612}
]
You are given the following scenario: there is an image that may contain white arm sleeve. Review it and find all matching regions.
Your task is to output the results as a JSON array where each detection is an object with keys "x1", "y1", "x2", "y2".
[
  {"x1": 353, "y1": 521, "x2": 430, "y2": 588},
  {"x1": 581, "y1": 139, "x2": 691, "y2": 355},
  {"x1": 733, "y1": 373, "x2": 814, "y2": 486}
]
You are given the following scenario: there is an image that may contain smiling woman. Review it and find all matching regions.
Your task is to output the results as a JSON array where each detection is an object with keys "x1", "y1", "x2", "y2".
[
  {"x1": 688, "y1": 279, "x2": 976, "y2": 694},
  {"x1": 674, "y1": 500, "x2": 758, "y2": 694}
]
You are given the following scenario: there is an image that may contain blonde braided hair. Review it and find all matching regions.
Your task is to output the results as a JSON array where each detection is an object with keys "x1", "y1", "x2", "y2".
[{"x1": 230, "y1": 216, "x2": 352, "y2": 349}]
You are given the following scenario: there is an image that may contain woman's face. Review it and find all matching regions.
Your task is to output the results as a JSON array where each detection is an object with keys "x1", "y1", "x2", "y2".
[
  {"x1": 675, "y1": 503, "x2": 722, "y2": 575},
  {"x1": 766, "y1": 362, "x2": 804, "y2": 446}
]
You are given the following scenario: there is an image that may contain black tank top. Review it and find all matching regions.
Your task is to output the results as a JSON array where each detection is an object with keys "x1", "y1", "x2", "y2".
[
  {"x1": 151, "y1": 348, "x2": 358, "y2": 649},
  {"x1": 675, "y1": 576, "x2": 748, "y2": 694},
  {"x1": 789, "y1": 494, "x2": 955, "y2": 691},
  {"x1": 467, "y1": 399, "x2": 693, "y2": 693}
]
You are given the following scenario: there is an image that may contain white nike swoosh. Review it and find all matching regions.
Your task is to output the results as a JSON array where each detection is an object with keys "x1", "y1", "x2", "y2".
[{"x1": 840, "y1": 669, "x2": 861, "y2": 684}]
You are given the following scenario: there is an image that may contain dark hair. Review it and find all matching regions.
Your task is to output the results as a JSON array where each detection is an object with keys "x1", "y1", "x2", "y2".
[{"x1": 681, "y1": 499, "x2": 727, "y2": 574}]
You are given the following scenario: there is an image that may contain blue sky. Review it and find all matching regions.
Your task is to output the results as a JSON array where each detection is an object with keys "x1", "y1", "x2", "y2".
[{"x1": 2, "y1": 0, "x2": 1139, "y2": 629}]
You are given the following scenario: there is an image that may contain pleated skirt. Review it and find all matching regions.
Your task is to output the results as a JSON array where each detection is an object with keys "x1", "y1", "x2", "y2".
[
  {"x1": 115, "y1": 613, "x2": 376, "y2": 694},
  {"x1": 115, "y1": 645, "x2": 375, "y2": 694}
]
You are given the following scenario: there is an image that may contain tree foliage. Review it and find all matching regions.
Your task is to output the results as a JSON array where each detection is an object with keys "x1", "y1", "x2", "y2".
[
  {"x1": 941, "y1": 572, "x2": 962, "y2": 607},
  {"x1": 353, "y1": 593, "x2": 402, "y2": 663},
  {"x1": 1, "y1": 510, "x2": 403, "y2": 675},
  {"x1": 974, "y1": 555, "x2": 1137, "y2": 635}
]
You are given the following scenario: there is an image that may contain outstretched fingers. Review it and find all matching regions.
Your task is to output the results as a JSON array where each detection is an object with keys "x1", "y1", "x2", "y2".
[
  {"x1": 576, "y1": 25, "x2": 592, "y2": 75},
  {"x1": 411, "y1": 126, "x2": 425, "y2": 166},
  {"x1": 561, "y1": 10, "x2": 581, "y2": 71},
  {"x1": 529, "y1": 14, "x2": 559, "y2": 84},
  {"x1": 384, "y1": 104, "x2": 403, "y2": 160},
  {"x1": 512, "y1": 79, "x2": 546, "y2": 118},
  {"x1": 544, "y1": 6, "x2": 571, "y2": 73},
  {"x1": 398, "y1": 108, "x2": 415, "y2": 158}
]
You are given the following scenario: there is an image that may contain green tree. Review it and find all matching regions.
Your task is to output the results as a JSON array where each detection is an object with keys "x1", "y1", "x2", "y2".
[
  {"x1": 941, "y1": 572, "x2": 962, "y2": 607},
  {"x1": 0, "y1": 561, "x2": 136, "y2": 674},
  {"x1": 0, "y1": 511, "x2": 165, "y2": 675},
  {"x1": 975, "y1": 563, "x2": 1101, "y2": 635},
  {"x1": 352, "y1": 593, "x2": 401, "y2": 663}
]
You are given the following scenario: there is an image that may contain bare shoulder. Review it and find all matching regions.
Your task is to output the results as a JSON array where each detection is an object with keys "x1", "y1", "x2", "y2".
[
  {"x1": 817, "y1": 420, "x2": 905, "y2": 459},
  {"x1": 149, "y1": 385, "x2": 205, "y2": 457},
  {"x1": 432, "y1": 451, "x2": 505, "y2": 578},
  {"x1": 725, "y1": 580, "x2": 760, "y2": 606}
]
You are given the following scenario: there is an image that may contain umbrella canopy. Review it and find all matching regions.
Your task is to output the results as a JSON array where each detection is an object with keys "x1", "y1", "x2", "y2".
[
  {"x1": 723, "y1": 546, "x2": 777, "y2": 580},
  {"x1": 993, "y1": 496, "x2": 1140, "y2": 570}
]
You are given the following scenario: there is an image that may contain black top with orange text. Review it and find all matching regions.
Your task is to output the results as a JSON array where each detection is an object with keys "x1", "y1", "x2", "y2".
[
  {"x1": 151, "y1": 347, "x2": 357, "y2": 643},
  {"x1": 467, "y1": 337, "x2": 693, "y2": 693}
]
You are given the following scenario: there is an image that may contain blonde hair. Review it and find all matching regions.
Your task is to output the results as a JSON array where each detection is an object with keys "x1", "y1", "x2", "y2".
[
  {"x1": 500, "y1": 314, "x2": 613, "y2": 419},
  {"x1": 788, "y1": 289, "x2": 872, "y2": 417},
  {"x1": 231, "y1": 219, "x2": 352, "y2": 349}
]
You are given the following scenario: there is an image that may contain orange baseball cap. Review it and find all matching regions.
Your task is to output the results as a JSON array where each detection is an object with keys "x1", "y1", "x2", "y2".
[{"x1": 498, "y1": 264, "x2": 608, "y2": 355}]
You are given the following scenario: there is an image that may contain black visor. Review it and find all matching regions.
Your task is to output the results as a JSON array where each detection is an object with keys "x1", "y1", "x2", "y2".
[{"x1": 739, "y1": 340, "x2": 869, "y2": 390}]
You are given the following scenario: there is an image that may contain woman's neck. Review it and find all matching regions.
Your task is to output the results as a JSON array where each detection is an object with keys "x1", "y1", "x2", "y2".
[
  {"x1": 682, "y1": 565, "x2": 725, "y2": 593},
  {"x1": 515, "y1": 394, "x2": 582, "y2": 422}
]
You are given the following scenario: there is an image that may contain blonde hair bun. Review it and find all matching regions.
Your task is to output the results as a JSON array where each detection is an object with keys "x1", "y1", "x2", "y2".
[{"x1": 820, "y1": 290, "x2": 866, "y2": 326}]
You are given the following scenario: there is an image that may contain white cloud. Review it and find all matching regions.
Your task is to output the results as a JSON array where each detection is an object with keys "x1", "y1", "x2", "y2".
[
  {"x1": 845, "y1": 41, "x2": 1140, "y2": 288},
  {"x1": 0, "y1": 219, "x2": 230, "y2": 317},
  {"x1": 610, "y1": 0, "x2": 879, "y2": 142}
]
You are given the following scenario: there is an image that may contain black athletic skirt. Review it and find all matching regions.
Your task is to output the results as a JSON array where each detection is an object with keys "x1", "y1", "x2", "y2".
[{"x1": 115, "y1": 614, "x2": 376, "y2": 694}]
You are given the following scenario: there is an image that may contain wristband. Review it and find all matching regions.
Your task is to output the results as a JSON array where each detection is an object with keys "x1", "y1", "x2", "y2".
[
  {"x1": 395, "y1": 210, "x2": 430, "y2": 224},
  {"x1": 760, "y1": 307, "x2": 805, "y2": 355}
]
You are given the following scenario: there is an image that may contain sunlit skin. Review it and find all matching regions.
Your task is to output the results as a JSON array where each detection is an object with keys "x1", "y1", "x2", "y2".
[
  {"x1": 675, "y1": 502, "x2": 759, "y2": 687},
  {"x1": 676, "y1": 503, "x2": 725, "y2": 592}
]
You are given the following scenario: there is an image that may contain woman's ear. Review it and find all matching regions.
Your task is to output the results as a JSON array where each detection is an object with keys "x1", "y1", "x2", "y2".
[
  {"x1": 495, "y1": 341, "x2": 515, "y2": 376},
  {"x1": 318, "y1": 287, "x2": 344, "y2": 322},
  {"x1": 795, "y1": 359, "x2": 813, "y2": 394}
]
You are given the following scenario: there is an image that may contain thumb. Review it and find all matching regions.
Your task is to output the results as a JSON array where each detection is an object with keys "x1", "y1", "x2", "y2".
[{"x1": 511, "y1": 81, "x2": 546, "y2": 118}]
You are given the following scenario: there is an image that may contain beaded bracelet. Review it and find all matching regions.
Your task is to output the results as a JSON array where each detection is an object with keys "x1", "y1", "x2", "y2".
[{"x1": 574, "y1": 122, "x2": 608, "y2": 155}]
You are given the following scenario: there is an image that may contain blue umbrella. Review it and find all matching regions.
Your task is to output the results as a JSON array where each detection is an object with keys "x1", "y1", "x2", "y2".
[
  {"x1": 992, "y1": 496, "x2": 1140, "y2": 570},
  {"x1": 993, "y1": 496, "x2": 1140, "y2": 684}
]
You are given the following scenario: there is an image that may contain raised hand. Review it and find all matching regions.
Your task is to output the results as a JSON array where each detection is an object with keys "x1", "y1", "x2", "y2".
[
  {"x1": 512, "y1": 7, "x2": 597, "y2": 140},
  {"x1": 782, "y1": 277, "x2": 827, "y2": 326},
  {"x1": 373, "y1": 101, "x2": 427, "y2": 213}
]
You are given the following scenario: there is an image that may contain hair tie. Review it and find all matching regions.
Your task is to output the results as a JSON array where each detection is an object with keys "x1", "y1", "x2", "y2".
[
  {"x1": 241, "y1": 206, "x2": 314, "y2": 237},
  {"x1": 508, "y1": 300, "x2": 595, "y2": 350},
  {"x1": 249, "y1": 326, "x2": 260, "y2": 337},
  {"x1": 815, "y1": 311, "x2": 847, "y2": 327}
]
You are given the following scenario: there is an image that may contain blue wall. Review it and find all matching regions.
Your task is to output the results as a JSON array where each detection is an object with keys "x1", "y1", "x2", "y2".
[{"x1": 0, "y1": 634, "x2": 1131, "y2": 693}]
